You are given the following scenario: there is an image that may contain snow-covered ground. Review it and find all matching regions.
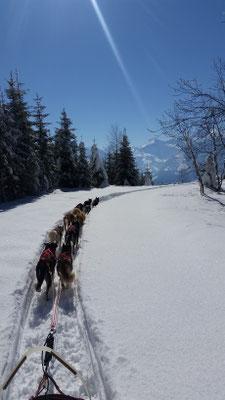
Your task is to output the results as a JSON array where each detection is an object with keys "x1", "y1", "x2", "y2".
[{"x1": 1, "y1": 183, "x2": 225, "y2": 400}]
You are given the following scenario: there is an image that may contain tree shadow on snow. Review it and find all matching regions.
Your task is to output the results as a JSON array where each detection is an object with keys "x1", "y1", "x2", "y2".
[
  {"x1": 0, "y1": 187, "x2": 94, "y2": 213},
  {"x1": 204, "y1": 193, "x2": 225, "y2": 207},
  {"x1": 0, "y1": 191, "x2": 52, "y2": 213},
  {"x1": 59, "y1": 187, "x2": 92, "y2": 193}
]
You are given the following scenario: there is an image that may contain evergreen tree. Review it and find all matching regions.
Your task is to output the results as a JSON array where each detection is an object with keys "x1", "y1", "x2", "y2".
[
  {"x1": 89, "y1": 143, "x2": 108, "y2": 187},
  {"x1": 106, "y1": 123, "x2": 121, "y2": 184},
  {"x1": 54, "y1": 109, "x2": 77, "y2": 188},
  {"x1": 71, "y1": 135, "x2": 79, "y2": 187},
  {"x1": 0, "y1": 100, "x2": 20, "y2": 201},
  {"x1": 137, "y1": 171, "x2": 145, "y2": 186},
  {"x1": 114, "y1": 129, "x2": 138, "y2": 186},
  {"x1": 111, "y1": 145, "x2": 120, "y2": 184},
  {"x1": 5, "y1": 72, "x2": 40, "y2": 196},
  {"x1": 48, "y1": 136, "x2": 58, "y2": 189},
  {"x1": 104, "y1": 151, "x2": 114, "y2": 185},
  {"x1": 77, "y1": 141, "x2": 91, "y2": 187},
  {"x1": 32, "y1": 94, "x2": 55, "y2": 190}
]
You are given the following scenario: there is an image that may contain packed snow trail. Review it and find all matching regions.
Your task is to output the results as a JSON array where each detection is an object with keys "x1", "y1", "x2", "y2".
[
  {"x1": 5, "y1": 249, "x2": 108, "y2": 400},
  {"x1": 1, "y1": 187, "x2": 152, "y2": 400}
]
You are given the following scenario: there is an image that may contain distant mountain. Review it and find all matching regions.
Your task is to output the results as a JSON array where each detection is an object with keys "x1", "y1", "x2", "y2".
[
  {"x1": 133, "y1": 138, "x2": 195, "y2": 184},
  {"x1": 87, "y1": 139, "x2": 196, "y2": 184}
]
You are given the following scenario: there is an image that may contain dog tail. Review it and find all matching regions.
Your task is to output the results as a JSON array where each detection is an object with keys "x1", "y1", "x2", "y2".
[
  {"x1": 63, "y1": 266, "x2": 75, "y2": 283},
  {"x1": 68, "y1": 271, "x2": 75, "y2": 283}
]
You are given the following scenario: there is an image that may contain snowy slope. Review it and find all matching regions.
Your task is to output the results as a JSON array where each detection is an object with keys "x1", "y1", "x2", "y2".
[{"x1": 1, "y1": 183, "x2": 225, "y2": 400}]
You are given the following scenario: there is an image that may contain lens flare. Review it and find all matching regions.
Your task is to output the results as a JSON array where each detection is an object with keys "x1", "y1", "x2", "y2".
[{"x1": 90, "y1": 0, "x2": 149, "y2": 124}]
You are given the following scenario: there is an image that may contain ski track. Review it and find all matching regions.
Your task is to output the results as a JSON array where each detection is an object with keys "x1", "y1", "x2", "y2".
[{"x1": 2, "y1": 187, "x2": 156, "y2": 400}]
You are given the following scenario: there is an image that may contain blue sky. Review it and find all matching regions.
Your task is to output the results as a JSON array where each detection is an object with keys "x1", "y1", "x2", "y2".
[{"x1": 0, "y1": 0, "x2": 224, "y2": 149}]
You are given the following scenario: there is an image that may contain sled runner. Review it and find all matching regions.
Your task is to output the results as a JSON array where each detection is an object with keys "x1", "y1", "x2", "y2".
[{"x1": 0, "y1": 346, "x2": 91, "y2": 400}]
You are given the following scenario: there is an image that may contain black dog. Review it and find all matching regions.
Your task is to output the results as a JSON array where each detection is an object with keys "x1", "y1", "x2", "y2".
[
  {"x1": 83, "y1": 198, "x2": 92, "y2": 207},
  {"x1": 74, "y1": 202, "x2": 84, "y2": 211},
  {"x1": 35, "y1": 242, "x2": 57, "y2": 300},
  {"x1": 65, "y1": 220, "x2": 80, "y2": 252},
  {"x1": 92, "y1": 197, "x2": 99, "y2": 207},
  {"x1": 84, "y1": 204, "x2": 91, "y2": 214}
]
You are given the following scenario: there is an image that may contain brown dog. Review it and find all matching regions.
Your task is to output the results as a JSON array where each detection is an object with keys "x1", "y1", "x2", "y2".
[
  {"x1": 63, "y1": 212, "x2": 76, "y2": 230},
  {"x1": 57, "y1": 243, "x2": 75, "y2": 289},
  {"x1": 48, "y1": 225, "x2": 63, "y2": 247},
  {"x1": 65, "y1": 220, "x2": 80, "y2": 253},
  {"x1": 72, "y1": 208, "x2": 86, "y2": 227},
  {"x1": 72, "y1": 207, "x2": 84, "y2": 217}
]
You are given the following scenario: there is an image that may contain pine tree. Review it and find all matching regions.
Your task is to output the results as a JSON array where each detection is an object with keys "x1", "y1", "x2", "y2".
[
  {"x1": 54, "y1": 109, "x2": 77, "y2": 188},
  {"x1": 5, "y1": 72, "x2": 40, "y2": 196},
  {"x1": 104, "y1": 151, "x2": 114, "y2": 185},
  {"x1": 137, "y1": 171, "x2": 145, "y2": 186},
  {"x1": 114, "y1": 129, "x2": 138, "y2": 186},
  {"x1": 77, "y1": 141, "x2": 91, "y2": 187},
  {"x1": 0, "y1": 99, "x2": 20, "y2": 201},
  {"x1": 48, "y1": 136, "x2": 58, "y2": 189},
  {"x1": 105, "y1": 123, "x2": 121, "y2": 184},
  {"x1": 89, "y1": 143, "x2": 108, "y2": 187},
  {"x1": 71, "y1": 135, "x2": 79, "y2": 187},
  {"x1": 32, "y1": 94, "x2": 54, "y2": 190}
]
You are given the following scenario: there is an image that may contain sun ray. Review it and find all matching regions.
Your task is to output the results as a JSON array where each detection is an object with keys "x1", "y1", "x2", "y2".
[{"x1": 90, "y1": 0, "x2": 149, "y2": 124}]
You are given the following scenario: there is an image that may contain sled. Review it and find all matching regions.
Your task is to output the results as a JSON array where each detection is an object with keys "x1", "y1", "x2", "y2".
[{"x1": 0, "y1": 346, "x2": 91, "y2": 400}]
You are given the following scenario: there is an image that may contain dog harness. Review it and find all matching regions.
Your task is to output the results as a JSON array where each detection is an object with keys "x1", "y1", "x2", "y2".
[
  {"x1": 41, "y1": 248, "x2": 56, "y2": 262},
  {"x1": 68, "y1": 222, "x2": 79, "y2": 233},
  {"x1": 58, "y1": 252, "x2": 72, "y2": 263},
  {"x1": 55, "y1": 226, "x2": 63, "y2": 233}
]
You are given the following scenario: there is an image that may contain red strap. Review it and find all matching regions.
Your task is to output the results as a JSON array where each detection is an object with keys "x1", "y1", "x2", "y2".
[
  {"x1": 41, "y1": 249, "x2": 55, "y2": 262},
  {"x1": 50, "y1": 283, "x2": 61, "y2": 331},
  {"x1": 58, "y1": 252, "x2": 71, "y2": 263}
]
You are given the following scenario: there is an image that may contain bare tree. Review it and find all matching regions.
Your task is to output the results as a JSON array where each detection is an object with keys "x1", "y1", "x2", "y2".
[
  {"x1": 160, "y1": 108, "x2": 205, "y2": 194},
  {"x1": 160, "y1": 59, "x2": 225, "y2": 194},
  {"x1": 106, "y1": 123, "x2": 122, "y2": 153},
  {"x1": 177, "y1": 163, "x2": 190, "y2": 183}
]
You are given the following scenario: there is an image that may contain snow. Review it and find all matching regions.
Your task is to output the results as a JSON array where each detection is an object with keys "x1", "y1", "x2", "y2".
[{"x1": 1, "y1": 183, "x2": 225, "y2": 399}]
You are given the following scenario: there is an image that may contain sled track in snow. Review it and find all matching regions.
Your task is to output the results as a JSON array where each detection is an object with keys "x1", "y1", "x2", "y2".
[
  {"x1": 1, "y1": 252, "x2": 37, "y2": 384},
  {"x1": 1, "y1": 187, "x2": 156, "y2": 399},
  {"x1": 2, "y1": 252, "x2": 108, "y2": 399}
]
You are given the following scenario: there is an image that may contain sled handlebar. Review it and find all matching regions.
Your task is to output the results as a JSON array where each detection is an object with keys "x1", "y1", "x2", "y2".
[{"x1": 0, "y1": 346, "x2": 91, "y2": 400}]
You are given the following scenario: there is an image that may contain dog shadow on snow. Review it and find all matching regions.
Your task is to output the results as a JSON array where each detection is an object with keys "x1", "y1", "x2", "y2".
[
  {"x1": 29, "y1": 284, "x2": 76, "y2": 331},
  {"x1": 58, "y1": 286, "x2": 76, "y2": 315},
  {"x1": 28, "y1": 290, "x2": 55, "y2": 329}
]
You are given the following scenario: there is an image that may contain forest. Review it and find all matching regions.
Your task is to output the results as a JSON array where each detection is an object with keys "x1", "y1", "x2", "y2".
[{"x1": 0, "y1": 72, "x2": 153, "y2": 203}]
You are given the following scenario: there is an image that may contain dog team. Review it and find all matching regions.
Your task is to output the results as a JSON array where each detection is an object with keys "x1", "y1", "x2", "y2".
[{"x1": 35, "y1": 197, "x2": 100, "y2": 300}]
